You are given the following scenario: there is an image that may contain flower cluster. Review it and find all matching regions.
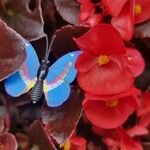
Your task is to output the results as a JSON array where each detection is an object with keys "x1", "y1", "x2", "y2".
[
  {"x1": 75, "y1": 23, "x2": 145, "y2": 129},
  {"x1": 74, "y1": 0, "x2": 149, "y2": 147},
  {"x1": 78, "y1": 0, "x2": 150, "y2": 39}
]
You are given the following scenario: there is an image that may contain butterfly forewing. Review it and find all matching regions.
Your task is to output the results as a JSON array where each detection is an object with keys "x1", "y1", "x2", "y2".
[
  {"x1": 44, "y1": 51, "x2": 81, "y2": 107},
  {"x1": 4, "y1": 42, "x2": 40, "y2": 97}
]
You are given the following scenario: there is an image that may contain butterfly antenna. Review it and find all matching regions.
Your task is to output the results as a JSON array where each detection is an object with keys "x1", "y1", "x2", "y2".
[{"x1": 44, "y1": 34, "x2": 56, "y2": 61}]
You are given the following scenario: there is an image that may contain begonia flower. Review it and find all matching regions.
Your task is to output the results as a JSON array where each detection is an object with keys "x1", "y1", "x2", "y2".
[
  {"x1": 103, "y1": 0, "x2": 150, "y2": 40},
  {"x1": 111, "y1": 0, "x2": 134, "y2": 41},
  {"x1": 105, "y1": 127, "x2": 143, "y2": 150},
  {"x1": 74, "y1": 24, "x2": 134, "y2": 95},
  {"x1": 134, "y1": 0, "x2": 150, "y2": 24},
  {"x1": 61, "y1": 135, "x2": 87, "y2": 150},
  {"x1": 70, "y1": 136, "x2": 87, "y2": 150},
  {"x1": 92, "y1": 125, "x2": 145, "y2": 150},
  {"x1": 83, "y1": 94, "x2": 138, "y2": 128},
  {"x1": 78, "y1": 0, "x2": 102, "y2": 26}
]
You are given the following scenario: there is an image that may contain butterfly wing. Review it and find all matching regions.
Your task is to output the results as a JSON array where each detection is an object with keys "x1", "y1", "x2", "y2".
[
  {"x1": 44, "y1": 51, "x2": 81, "y2": 107},
  {"x1": 4, "y1": 42, "x2": 40, "y2": 97}
]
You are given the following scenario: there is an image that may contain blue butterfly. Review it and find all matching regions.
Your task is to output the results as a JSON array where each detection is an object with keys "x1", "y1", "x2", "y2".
[{"x1": 4, "y1": 41, "x2": 81, "y2": 107}]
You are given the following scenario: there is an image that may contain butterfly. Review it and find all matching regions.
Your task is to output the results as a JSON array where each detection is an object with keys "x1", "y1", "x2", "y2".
[{"x1": 4, "y1": 40, "x2": 81, "y2": 107}]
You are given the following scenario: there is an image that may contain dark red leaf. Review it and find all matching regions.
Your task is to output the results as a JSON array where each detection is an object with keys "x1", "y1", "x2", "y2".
[
  {"x1": 0, "y1": 0, "x2": 45, "y2": 41},
  {"x1": 54, "y1": 0, "x2": 80, "y2": 24},
  {"x1": 41, "y1": 0, "x2": 56, "y2": 22},
  {"x1": 135, "y1": 20, "x2": 150, "y2": 38},
  {"x1": 41, "y1": 87, "x2": 83, "y2": 144},
  {"x1": 0, "y1": 117, "x2": 5, "y2": 133},
  {"x1": 0, "y1": 20, "x2": 26, "y2": 81},
  {"x1": 7, "y1": 93, "x2": 32, "y2": 107},
  {"x1": 52, "y1": 25, "x2": 89, "y2": 58},
  {"x1": 28, "y1": 120, "x2": 56, "y2": 150},
  {"x1": 142, "y1": 142, "x2": 150, "y2": 150},
  {"x1": 0, "y1": 133, "x2": 17, "y2": 150}
]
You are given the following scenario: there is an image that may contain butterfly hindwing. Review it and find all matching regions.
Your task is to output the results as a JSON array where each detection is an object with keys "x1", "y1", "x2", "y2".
[
  {"x1": 4, "y1": 42, "x2": 40, "y2": 97},
  {"x1": 44, "y1": 51, "x2": 81, "y2": 107}
]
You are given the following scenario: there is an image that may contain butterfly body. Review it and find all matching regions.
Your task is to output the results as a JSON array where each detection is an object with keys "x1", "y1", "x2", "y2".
[
  {"x1": 4, "y1": 41, "x2": 81, "y2": 107},
  {"x1": 31, "y1": 59, "x2": 49, "y2": 103}
]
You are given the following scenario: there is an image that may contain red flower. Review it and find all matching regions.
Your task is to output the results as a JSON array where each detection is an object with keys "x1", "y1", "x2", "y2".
[
  {"x1": 92, "y1": 125, "x2": 145, "y2": 150},
  {"x1": 78, "y1": 0, "x2": 101, "y2": 26},
  {"x1": 103, "y1": 0, "x2": 150, "y2": 40},
  {"x1": 111, "y1": 0, "x2": 134, "y2": 41},
  {"x1": 78, "y1": 0, "x2": 95, "y2": 22},
  {"x1": 103, "y1": 0, "x2": 128, "y2": 16},
  {"x1": 83, "y1": 92, "x2": 138, "y2": 128},
  {"x1": 134, "y1": 0, "x2": 150, "y2": 24},
  {"x1": 103, "y1": 127, "x2": 143, "y2": 150},
  {"x1": 70, "y1": 136, "x2": 87, "y2": 150},
  {"x1": 62, "y1": 135, "x2": 87, "y2": 150},
  {"x1": 75, "y1": 24, "x2": 134, "y2": 95},
  {"x1": 115, "y1": 127, "x2": 143, "y2": 150}
]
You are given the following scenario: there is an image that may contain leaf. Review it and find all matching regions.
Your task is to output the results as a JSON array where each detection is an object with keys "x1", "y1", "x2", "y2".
[
  {"x1": 0, "y1": 117, "x2": 5, "y2": 133},
  {"x1": 41, "y1": 0, "x2": 56, "y2": 22},
  {"x1": 135, "y1": 20, "x2": 150, "y2": 38},
  {"x1": 0, "y1": 133, "x2": 18, "y2": 150},
  {"x1": 54, "y1": 0, "x2": 80, "y2": 24},
  {"x1": 0, "y1": 0, "x2": 45, "y2": 41},
  {"x1": 52, "y1": 25, "x2": 89, "y2": 58},
  {"x1": 41, "y1": 86, "x2": 84, "y2": 144},
  {"x1": 0, "y1": 20, "x2": 26, "y2": 81},
  {"x1": 142, "y1": 142, "x2": 150, "y2": 150},
  {"x1": 6, "y1": 93, "x2": 32, "y2": 107},
  {"x1": 28, "y1": 120, "x2": 56, "y2": 150}
]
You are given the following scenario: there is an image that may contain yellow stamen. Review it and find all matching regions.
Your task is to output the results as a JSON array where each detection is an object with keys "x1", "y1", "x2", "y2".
[
  {"x1": 134, "y1": 4, "x2": 142, "y2": 16},
  {"x1": 106, "y1": 99, "x2": 119, "y2": 107},
  {"x1": 97, "y1": 55, "x2": 109, "y2": 65},
  {"x1": 60, "y1": 140, "x2": 70, "y2": 150}
]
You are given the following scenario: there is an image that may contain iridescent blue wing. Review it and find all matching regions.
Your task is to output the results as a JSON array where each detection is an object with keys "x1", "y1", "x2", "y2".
[
  {"x1": 44, "y1": 51, "x2": 81, "y2": 107},
  {"x1": 4, "y1": 42, "x2": 40, "y2": 97}
]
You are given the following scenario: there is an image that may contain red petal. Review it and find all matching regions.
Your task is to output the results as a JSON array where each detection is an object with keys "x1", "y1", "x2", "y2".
[
  {"x1": 79, "y1": 0, "x2": 95, "y2": 22},
  {"x1": 116, "y1": 127, "x2": 139, "y2": 150},
  {"x1": 111, "y1": 0, "x2": 134, "y2": 40},
  {"x1": 74, "y1": 24, "x2": 126, "y2": 56},
  {"x1": 142, "y1": 92, "x2": 150, "y2": 109},
  {"x1": 83, "y1": 96, "x2": 136, "y2": 129},
  {"x1": 127, "y1": 125, "x2": 148, "y2": 137},
  {"x1": 85, "y1": 86, "x2": 141, "y2": 100},
  {"x1": 75, "y1": 52, "x2": 97, "y2": 73},
  {"x1": 139, "y1": 112, "x2": 150, "y2": 128},
  {"x1": 77, "y1": 60, "x2": 134, "y2": 95},
  {"x1": 137, "y1": 92, "x2": 150, "y2": 116},
  {"x1": 125, "y1": 48, "x2": 145, "y2": 77},
  {"x1": 103, "y1": 0, "x2": 128, "y2": 16},
  {"x1": 70, "y1": 136, "x2": 87, "y2": 150},
  {"x1": 83, "y1": 14, "x2": 102, "y2": 26},
  {"x1": 134, "y1": 0, "x2": 150, "y2": 24}
]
